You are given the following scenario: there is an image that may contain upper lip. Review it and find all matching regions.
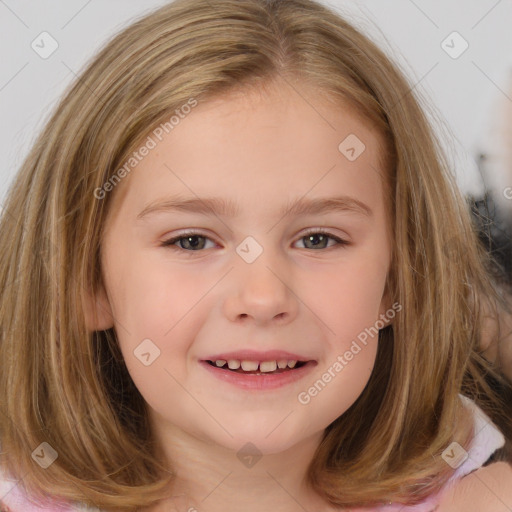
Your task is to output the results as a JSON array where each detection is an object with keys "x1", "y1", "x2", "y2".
[{"x1": 202, "y1": 349, "x2": 315, "y2": 362}]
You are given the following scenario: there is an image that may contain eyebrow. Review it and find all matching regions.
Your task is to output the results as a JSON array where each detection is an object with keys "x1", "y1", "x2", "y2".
[{"x1": 136, "y1": 194, "x2": 373, "y2": 220}]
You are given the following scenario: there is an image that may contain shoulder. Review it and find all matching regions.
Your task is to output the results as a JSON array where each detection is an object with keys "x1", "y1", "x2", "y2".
[
  {"x1": 0, "y1": 466, "x2": 96, "y2": 512},
  {"x1": 438, "y1": 461, "x2": 512, "y2": 511}
]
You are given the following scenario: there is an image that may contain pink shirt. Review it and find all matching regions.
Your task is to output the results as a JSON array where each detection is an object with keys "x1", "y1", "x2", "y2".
[{"x1": 0, "y1": 395, "x2": 505, "y2": 511}]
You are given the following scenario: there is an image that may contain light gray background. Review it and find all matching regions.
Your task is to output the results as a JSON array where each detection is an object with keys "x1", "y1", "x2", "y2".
[{"x1": 1, "y1": 0, "x2": 512, "y2": 212}]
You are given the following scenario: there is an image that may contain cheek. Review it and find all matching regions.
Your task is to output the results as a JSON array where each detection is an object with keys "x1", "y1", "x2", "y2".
[
  {"x1": 301, "y1": 256, "x2": 387, "y2": 344},
  {"x1": 294, "y1": 254, "x2": 385, "y2": 416},
  {"x1": 107, "y1": 253, "x2": 211, "y2": 336},
  {"x1": 104, "y1": 256, "x2": 212, "y2": 390},
  {"x1": 297, "y1": 336, "x2": 378, "y2": 429}
]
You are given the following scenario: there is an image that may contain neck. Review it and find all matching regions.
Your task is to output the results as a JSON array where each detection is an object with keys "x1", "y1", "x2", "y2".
[{"x1": 142, "y1": 418, "x2": 334, "y2": 512}]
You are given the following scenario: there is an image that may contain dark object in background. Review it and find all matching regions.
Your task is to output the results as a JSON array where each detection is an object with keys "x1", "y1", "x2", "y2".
[
  {"x1": 469, "y1": 152, "x2": 512, "y2": 288},
  {"x1": 468, "y1": 191, "x2": 512, "y2": 287}
]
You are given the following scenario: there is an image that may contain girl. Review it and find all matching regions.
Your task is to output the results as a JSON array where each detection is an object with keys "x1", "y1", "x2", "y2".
[{"x1": 0, "y1": 0, "x2": 511, "y2": 511}]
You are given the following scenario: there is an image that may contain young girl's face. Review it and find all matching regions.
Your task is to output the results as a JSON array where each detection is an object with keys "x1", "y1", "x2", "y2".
[{"x1": 92, "y1": 82, "x2": 392, "y2": 456}]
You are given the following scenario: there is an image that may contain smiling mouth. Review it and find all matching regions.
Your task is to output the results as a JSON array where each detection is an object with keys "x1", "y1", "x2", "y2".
[{"x1": 205, "y1": 360, "x2": 309, "y2": 375}]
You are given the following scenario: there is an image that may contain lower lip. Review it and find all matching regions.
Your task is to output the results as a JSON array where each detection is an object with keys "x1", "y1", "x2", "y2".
[{"x1": 199, "y1": 360, "x2": 317, "y2": 390}]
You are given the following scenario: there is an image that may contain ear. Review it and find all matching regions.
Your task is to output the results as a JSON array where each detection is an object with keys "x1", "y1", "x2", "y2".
[{"x1": 82, "y1": 280, "x2": 115, "y2": 332}]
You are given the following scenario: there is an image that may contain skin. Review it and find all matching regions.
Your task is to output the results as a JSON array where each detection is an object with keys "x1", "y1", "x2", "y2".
[
  {"x1": 83, "y1": 81, "x2": 512, "y2": 511},
  {"x1": 438, "y1": 462, "x2": 512, "y2": 511}
]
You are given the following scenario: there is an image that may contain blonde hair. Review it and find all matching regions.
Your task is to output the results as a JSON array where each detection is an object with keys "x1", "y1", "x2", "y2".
[{"x1": 1, "y1": 0, "x2": 511, "y2": 510}]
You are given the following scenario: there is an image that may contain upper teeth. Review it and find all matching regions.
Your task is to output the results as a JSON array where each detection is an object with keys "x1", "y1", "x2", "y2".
[{"x1": 214, "y1": 359, "x2": 298, "y2": 372}]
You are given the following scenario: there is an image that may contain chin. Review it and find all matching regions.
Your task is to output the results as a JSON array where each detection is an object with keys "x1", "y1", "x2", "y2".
[{"x1": 207, "y1": 419, "x2": 317, "y2": 457}]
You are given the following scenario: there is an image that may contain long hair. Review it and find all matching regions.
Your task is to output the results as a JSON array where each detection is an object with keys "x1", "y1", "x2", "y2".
[{"x1": 0, "y1": 0, "x2": 510, "y2": 510}]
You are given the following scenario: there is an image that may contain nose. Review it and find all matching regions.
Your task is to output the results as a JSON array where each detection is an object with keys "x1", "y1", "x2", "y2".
[{"x1": 223, "y1": 253, "x2": 299, "y2": 326}]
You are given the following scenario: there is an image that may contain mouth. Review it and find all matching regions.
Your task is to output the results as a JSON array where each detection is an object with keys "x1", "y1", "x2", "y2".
[
  {"x1": 204, "y1": 359, "x2": 310, "y2": 375},
  {"x1": 199, "y1": 355, "x2": 317, "y2": 390}
]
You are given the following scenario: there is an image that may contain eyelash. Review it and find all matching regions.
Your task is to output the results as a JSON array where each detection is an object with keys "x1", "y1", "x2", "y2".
[{"x1": 160, "y1": 228, "x2": 350, "y2": 252}]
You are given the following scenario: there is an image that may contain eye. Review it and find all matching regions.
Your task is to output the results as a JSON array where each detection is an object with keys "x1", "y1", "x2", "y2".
[
  {"x1": 161, "y1": 232, "x2": 216, "y2": 251},
  {"x1": 160, "y1": 229, "x2": 350, "y2": 252},
  {"x1": 294, "y1": 228, "x2": 350, "y2": 250}
]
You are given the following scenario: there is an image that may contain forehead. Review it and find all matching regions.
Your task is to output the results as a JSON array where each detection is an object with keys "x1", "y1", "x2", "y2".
[{"x1": 106, "y1": 83, "x2": 388, "y2": 226}]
